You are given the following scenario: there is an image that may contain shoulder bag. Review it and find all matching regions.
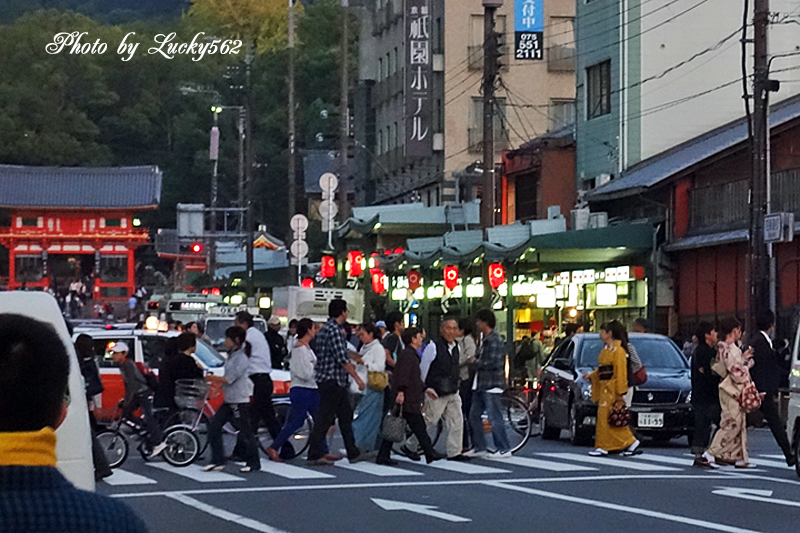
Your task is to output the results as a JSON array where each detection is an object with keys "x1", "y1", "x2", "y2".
[
  {"x1": 381, "y1": 403, "x2": 407, "y2": 443},
  {"x1": 368, "y1": 371, "x2": 389, "y2": 391}
]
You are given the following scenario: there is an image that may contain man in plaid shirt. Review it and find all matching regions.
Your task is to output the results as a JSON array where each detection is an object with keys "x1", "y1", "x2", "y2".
[{"x1": 306, "y1": 299, "x2": 365, "y2": 464}]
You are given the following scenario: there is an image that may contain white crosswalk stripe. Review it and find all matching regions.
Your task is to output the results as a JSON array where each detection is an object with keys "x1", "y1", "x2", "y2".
[
  {"x1": 537, "y1": 453, "x2": 681, "y2": 471},
  {"x1": 395, "y1": 456, "x2": 511, "y2": 474},
  {"x1": 258, "y1": 459, "x2": 335, "y2": 479},
  {"x1": 102, "y1": 469, "x2": 158, "y2": 486},
  {"x1": 758, "y1": 454, "x2": 786, "y2": 460},
  {"x1": 484, "y1": 455, "x2": 597, "y2": 472},
  {"x1": 629, "y1": 454, "x2": 695, "y2": 467},
  {"x1": 748, "y1": 458, "x2": 792, "y2": 469},
  {"x1": 147, "y1": 462, "x2": 244, "y2": 482},
  {"x1": 335, "y1": 459, "x2": 424, "y2": 476}
]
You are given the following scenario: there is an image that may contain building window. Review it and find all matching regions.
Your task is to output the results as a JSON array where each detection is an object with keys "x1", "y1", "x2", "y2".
[
  {"x1": 15, "y1": 255, "x2": 43, "y2": 282},
  {"x1": 515, "y1": 173, "x2": 539, "y2": 221},
  {"x1": 587, "y1": 60, "x2": 611, "y2": 119},
  {"x1": 469, "y1": 14, "x2": 507, "y2": 70},
  {"x1": 547, "y1": 17, "x2": 575, "y2": 72},
  {"x1": 433, "y1": 17, "x2": 443, "y2": 54},
  {"x1": 21, "y1": 217, "x2": 38, "y2": 227},
  {"x1": 377, "y1": 130, "x2": 384, "y2": 154},
  {"x1": 469, "y1": 96, "x2": 509, "y2": 153},
  {"x1": 549, "y1": 99, "x2": 576, "y2": 130},
  {"x1": 434, "y1": 98, "x2": 443, "y2": 133},
  {"x1": 105, "y1": 218, "x2": 122, "y2": 228},
  {"x1": 378, "y1": 58, "x2": 383, "y2": 80},
  {"x1": 99, "y1": 256, "x2": 128, "y2": 283}
]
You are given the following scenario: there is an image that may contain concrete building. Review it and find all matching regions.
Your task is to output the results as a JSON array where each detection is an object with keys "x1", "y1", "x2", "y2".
[
  {"x1": 352, "y1": 0, "x2": 575, "y2": 208},
  {"x1": 576, "y1": 0, "x2": 800, "y2": 188}
]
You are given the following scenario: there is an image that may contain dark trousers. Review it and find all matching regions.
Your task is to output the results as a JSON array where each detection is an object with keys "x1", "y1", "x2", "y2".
[
  {"x1": 250, "y1": 373, "x2": 281, "y2": 436},
  {"x1": 308, "y1": 380, "x2": 359, "y2": 460},
  {"x1": 88, "y1": 411, "x2": 112, "y2": 478},
  {"x1": 690, "y1": 402, "x2": 721, "y2": 455},
  {"x1": 377, "y1": 410, "x2": 436, "y2": 462},
  {"x1": 760, "y1": 391, "x2": 792, "y2": 459},
  {"x1": 459, "y1": 379, "x2": 473, "y2": 450},
  {"x1": 124, "y1": 393, "x2": 162, "y2": 448},
  {"x1": 209, "y1": 403, "x2": 260, "y2": 469}
]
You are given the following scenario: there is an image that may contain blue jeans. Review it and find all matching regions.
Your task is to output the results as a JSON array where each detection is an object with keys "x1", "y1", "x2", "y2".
[
  {"x1": 270, "y1": 387, "x2": 327, "y2": 454},
  {"x1": 469, "y1": 390, "x2": 510, "y2": 453}
]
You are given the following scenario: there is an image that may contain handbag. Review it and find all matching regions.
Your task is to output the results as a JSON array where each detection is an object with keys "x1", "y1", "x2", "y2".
[
  {"x1": 381, "y1": 403, "x2": 407, "y2": 443},
  {"x1": 739, "y1": 381, "x2": 762, "y2": 413},
  {"x1": 629, "y1": 365, "x2": 647, "y2": 386},
  {"x1": 368, "y1": 371, "x2": 389, "y2": 391},
  {"x1": 608, "y1": 400, "x2": 631, "y2": 428}
]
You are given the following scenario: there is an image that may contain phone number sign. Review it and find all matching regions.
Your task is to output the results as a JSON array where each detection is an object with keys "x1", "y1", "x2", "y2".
[{"x1": 515, "y1": 0, "x2": 543, "y2": 61}]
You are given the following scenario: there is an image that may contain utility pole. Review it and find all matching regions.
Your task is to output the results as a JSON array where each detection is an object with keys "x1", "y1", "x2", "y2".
[
  {"x1": 339, "y1": 0, "x2": 350, "y2": 221},
  {"x1": 244, "y1": 44, "x2": 255, "y2": 300},
  {"x1": 481, "y1": 0, "x2": 502, "y2": 228},
  {"x1": 288, "y1": 0, "x2": 298, "y2": 283},
  {"x1": 748, "y1": 0, "x2": 769, "y2": 331}
]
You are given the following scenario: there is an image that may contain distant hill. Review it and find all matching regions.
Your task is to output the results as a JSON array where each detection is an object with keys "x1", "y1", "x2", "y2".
[{"x1": 0, "y1": 1, "x2": 191, "y2": 24}]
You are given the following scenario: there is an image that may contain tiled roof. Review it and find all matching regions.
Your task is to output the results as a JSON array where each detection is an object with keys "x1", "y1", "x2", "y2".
[
  {"x1": 0, "y1": 165, "x2": 162, "y2": 209},
  {"x1": 587, "y1": 93, "x2": 800, "y2": 201}
]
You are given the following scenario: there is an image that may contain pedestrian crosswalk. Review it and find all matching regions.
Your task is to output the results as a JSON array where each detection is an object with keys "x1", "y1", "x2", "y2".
[{"x1": 102, "y1": 452, "x2": 794, "y2": 488}]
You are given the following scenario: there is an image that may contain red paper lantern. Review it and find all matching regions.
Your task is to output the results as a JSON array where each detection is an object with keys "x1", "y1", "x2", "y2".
[
  {"x1": 488, "y1": 263, "x2": 505, "y2": 289},
  {"x1": 407, "y1": 269, "x2": 422, "y2": 291},
  {"x1": 443, "y1": 265, "x2": 459, "y2": 290},
  {"x1": 301, "y1": 278, "x2": 315, "y2": 289},
  {"x1": 370, "y1": 269, "x2": 387, "y2": 294},
  {"x1": 321, "y1": 255, "x2": 336, "y2": 278},
  {"x1": 347, "y1": 250, "x2": 364, "y2": 277}
]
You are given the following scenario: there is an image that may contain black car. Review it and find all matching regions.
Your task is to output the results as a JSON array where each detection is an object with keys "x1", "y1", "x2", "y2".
[{"x1": 539, "y1": 333, "x2": 693, "y2": 445}]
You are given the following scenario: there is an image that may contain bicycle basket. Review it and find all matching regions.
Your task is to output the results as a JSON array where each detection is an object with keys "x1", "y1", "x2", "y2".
[{"x1": 174, "y1": 379, "x2": 210, "y2": 410}]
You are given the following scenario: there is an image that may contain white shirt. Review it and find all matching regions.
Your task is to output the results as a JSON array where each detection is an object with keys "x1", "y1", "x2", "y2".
[
  {"x1": 760, "y1": 330, "x2": 773, "y2": 349},
  {"x1": 246, "y1": 326, "x2": 273, "y2": 375},
  {"x1": 290, "y1": 344, "x2": 317, "y2": 389},
  {"x1": 419, "y1": 340, "x2": 456, "y2": 382}
]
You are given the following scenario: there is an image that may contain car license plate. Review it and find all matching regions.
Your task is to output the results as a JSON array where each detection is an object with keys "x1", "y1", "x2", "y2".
[{"x1": 638, "y1": 413, "x2": 664, "y2": 428}]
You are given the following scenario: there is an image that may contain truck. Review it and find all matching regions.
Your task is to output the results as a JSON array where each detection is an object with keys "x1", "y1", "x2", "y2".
[
  {"x1": 146, "y1": 292, "x2": 224, "y2": 323},
  {"x1": 271, "y1": 286, "x2": 365, "y2": 326}
]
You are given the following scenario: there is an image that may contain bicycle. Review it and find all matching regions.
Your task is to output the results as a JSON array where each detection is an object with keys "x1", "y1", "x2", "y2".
[
  {"x1": 165, "y1": 379, "x2": 313, "y2": 460},
  {"x1": 96, "y1": 406, "x2": 200, "y2": 468}
]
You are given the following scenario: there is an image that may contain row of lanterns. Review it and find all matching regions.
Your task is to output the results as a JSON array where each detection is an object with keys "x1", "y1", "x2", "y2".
[{"x1": 317, "y1": 252, "x2": 506, "y2": 296}]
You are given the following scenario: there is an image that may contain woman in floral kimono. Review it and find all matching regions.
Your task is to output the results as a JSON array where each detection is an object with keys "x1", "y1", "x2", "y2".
[
  {"x1": 706, "y1": 316, "x2": 756, "y2": 468},
  {"x1": 585, "y1": 321, "x2": 640, "y2": 456}
]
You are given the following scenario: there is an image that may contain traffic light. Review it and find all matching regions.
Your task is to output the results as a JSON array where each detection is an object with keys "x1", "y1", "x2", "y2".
[{"x1": 191, "y1": 243, "x2": 203, "y2": 254}]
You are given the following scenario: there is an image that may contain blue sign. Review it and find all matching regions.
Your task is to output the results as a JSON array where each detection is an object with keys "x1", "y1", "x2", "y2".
[{"x1": 515, "y1": 0, "x2": 543, "y2": 33}]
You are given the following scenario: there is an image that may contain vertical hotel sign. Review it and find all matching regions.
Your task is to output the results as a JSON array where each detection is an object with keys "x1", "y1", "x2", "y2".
[
  {"x1": 515, "y1": 0, "x2": 543, "y2": 60},
  {"x1": 406, "y1": 0, "x2": 432, "y2": 158}
]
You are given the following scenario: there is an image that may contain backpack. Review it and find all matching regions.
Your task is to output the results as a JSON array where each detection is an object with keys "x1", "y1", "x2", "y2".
[{"x1": 134, "y1": 361, "x2": 159, "y2": 392}]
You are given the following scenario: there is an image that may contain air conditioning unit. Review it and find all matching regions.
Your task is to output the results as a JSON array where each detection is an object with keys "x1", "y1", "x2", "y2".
[
  {"x1": 571, "y1": 208, "x2": 591, "y2": 230},
  {"x1": 546, "y1": 205, "x2": 562, "y2": 220},
  {"x1": 596, "y1": 173, "x2": 612, "y2": 187},
  {"x1": 589, "y1": 212, "x2": 608, "y2": 228}
]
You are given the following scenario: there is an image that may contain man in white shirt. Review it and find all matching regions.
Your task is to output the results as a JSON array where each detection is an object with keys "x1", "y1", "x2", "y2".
[{"x1": 234, "y1": 311, "x2": 287, "y2": 457}]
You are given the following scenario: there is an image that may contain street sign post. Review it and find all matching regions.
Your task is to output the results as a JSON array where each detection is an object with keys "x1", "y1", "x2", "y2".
[
  {"x1": 319, "y1": 173, "x2": 338, "y2": 249},
  {"x1": 290, "y1": 213, "x2": 309, "y2": 285}
]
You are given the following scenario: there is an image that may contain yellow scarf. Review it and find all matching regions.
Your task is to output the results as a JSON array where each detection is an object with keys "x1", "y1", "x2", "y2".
[{"x1": 0, "y1": 427, "x2": 57, "y2": 467}]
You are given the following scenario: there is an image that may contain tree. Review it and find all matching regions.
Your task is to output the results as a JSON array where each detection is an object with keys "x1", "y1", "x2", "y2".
[{"x1": 186, "y1": 0, "x2": 294, "y2": 54}]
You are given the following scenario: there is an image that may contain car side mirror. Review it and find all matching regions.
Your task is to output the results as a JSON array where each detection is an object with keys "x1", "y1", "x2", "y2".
[{"x1": 553, "y1": 359, "x2": 572, "y2": 371}]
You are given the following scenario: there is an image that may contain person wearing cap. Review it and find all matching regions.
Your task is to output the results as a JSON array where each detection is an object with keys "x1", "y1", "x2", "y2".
[
  {"x1": 376, "y1": 320, "x2": 387, "y2": 340},
  {"x1": 265, "y1": 315, "x2": 288, "y2": 370},
  {"x1": 112, "y1": 341, "x2": 166, "y2": 457}
]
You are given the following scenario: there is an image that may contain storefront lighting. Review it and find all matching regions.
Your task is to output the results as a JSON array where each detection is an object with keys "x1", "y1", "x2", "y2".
[
  {"x1": 427, "y1": 286, "x2": 445, "y2": 299},
  {"x1": 391, "y1": 288, "x2": 406, "y2": 301},
  {"x1": 259, "y1": 297, "x2": 271, "y2": 309},
  {"x1": 497, "y1": 283, "x2": 508, "y2": 297},
  {"x1": 368, "y1": 257, "x2": 376, "y2": 269},
  {"x1": 493, "y1": 299, "x2": 503, "y2": 310},
  {"x1": 536, "y1": 288, "x2": 556, "y2": 308},
  {"x1": 567, "y1": 284, "x2": 579, "y2": 306},
  {"x1": 596, "y1": 283, "x2": 617, "y2": 306},
  {"x1": 230, "y1": 294, "x2": 244, "y2": 305},
  {"x1": 414, "y1": 287, "x2": 424, "y2": 300},
  {"x1": 529, "y1": 296, "x2": 536, "y2": 303},
  {"x1": 466, "y1": 284, "x2": 484, "y2": 298},
  {"x1": 568, "y1": 308, "x2": 578, "y2": 318}
]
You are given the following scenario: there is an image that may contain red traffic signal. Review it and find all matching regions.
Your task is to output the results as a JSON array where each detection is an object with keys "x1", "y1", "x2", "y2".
[
  {"x1": 443, "y1": 265, "x2": 459, "y2": 290},
  {"x1": 191, "y1": 243, "x2": 203, "y2": 254},
  {"x1": 321, "y1": 255, "x2": 336, "y2": 278},
  {"x1": 488, "y1": 263, "x2": 505, "y2": 289}
]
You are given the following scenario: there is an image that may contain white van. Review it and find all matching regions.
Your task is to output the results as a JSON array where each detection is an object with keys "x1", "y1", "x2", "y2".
[
  {"x1": 787, "y1": 324, "x2": 800, "y2": 476},
  {"x1": 0, "y1": 292, "x2": 94, "y2": 491}
]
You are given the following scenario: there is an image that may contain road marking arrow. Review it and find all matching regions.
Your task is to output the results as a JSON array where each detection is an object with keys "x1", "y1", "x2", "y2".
[
  {"x1": 712, "y1": 487, "x2": 800, "y2": 508},
  {"x1": 371, "y1": 498, "x2": 471, "y2": 523}
]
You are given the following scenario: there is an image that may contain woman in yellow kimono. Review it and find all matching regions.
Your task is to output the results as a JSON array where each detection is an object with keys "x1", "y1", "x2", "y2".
[{"x1": 585, "y1": 321, "x2": 640, "y2": 456}]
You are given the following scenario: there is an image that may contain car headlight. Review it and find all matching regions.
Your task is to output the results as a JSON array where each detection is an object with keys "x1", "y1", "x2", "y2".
[{"x1": 581, "y1": 381, "x2": 592, "y2": 400}]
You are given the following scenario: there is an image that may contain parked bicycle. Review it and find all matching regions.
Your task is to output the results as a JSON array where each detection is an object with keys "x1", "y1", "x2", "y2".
[
  {"x1": 96, "y1": 407, "x2": 200, "y2": 468},
  {"x1": 165, "y1": 378, "x2": 313, "y2": 459}
]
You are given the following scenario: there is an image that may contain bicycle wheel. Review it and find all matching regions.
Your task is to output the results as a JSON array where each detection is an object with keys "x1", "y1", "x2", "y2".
[
  {"x1": 490, "y1": 395, "x2": 531, "y2": 453},
  {"x1": 166, "y1": 409, "x2": 210, "y2": 456},
  {"x1": 257, "y1": 403, "x2": 312, "y2": 458},
  {"x1": 97, "y1": 430, "x2": 128, "y2": 469},
  {"x1": 162, "y1": 426, "x2": 201, "y2": 467},
  {"x1": 392, "y1": 418, "x2": 443, "y2": 458}
]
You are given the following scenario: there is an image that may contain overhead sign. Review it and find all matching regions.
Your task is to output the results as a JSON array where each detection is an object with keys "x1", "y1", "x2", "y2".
[
  {"x1": 405, "y1": 0, "x2": 433, "y2": 158},
  {"x1": 514, "y1": 0, "x2": 543, "y2": 61}
]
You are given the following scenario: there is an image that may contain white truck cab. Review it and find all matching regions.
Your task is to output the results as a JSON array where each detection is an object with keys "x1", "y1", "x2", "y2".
[
  {"x1": 787, "y1": 323, "x2": 800, "y2": 476},
  {"x1": 0, "y1": 292, "x2": 94, "y2": 491}
]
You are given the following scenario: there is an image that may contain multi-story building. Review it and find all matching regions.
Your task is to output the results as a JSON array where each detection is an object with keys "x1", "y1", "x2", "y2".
[
  {"x1": 576, "y1": 0, "x2": 800, "y2": 187},
  {"x1": 352, "y1": 0, "x2": 576, "y2": 208}
]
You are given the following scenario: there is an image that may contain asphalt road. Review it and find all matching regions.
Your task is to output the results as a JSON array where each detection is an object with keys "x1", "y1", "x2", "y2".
[{"x1": 99, "y1": 428, "x2": 800, "y2": 533}]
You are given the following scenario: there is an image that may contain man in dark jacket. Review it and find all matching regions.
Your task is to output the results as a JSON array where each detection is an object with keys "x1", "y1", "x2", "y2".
[
  {"x1": 0, "y1": 314, "x2": 148, "y2": 532},
  {"x1": 419, "y1": 317, "x2": 470, "y2": 461},
  {"x1": 265, "y1": 316, "x2": 288, "y2": 370},
  {"x1": 691, "y1": 321, "x2": 721, "y2": 468},
  {"x1": 750, "y1": 310, "x2": 794, "y2": 466}
]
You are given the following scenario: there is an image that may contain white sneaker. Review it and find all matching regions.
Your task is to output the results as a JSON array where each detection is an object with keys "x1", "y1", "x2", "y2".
[
  {"x1": 150, "y1": 442, "x2": 168, "y2": 457},
  {"x1": 588, "y1": 448, "x2": 608, "y2": 456},
  {"x1": 489, "y1": 451, "x2": 512, "y2": 459},
  {"x1": 463, "y1": 449, "x2": 487, "y2": 458}
]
